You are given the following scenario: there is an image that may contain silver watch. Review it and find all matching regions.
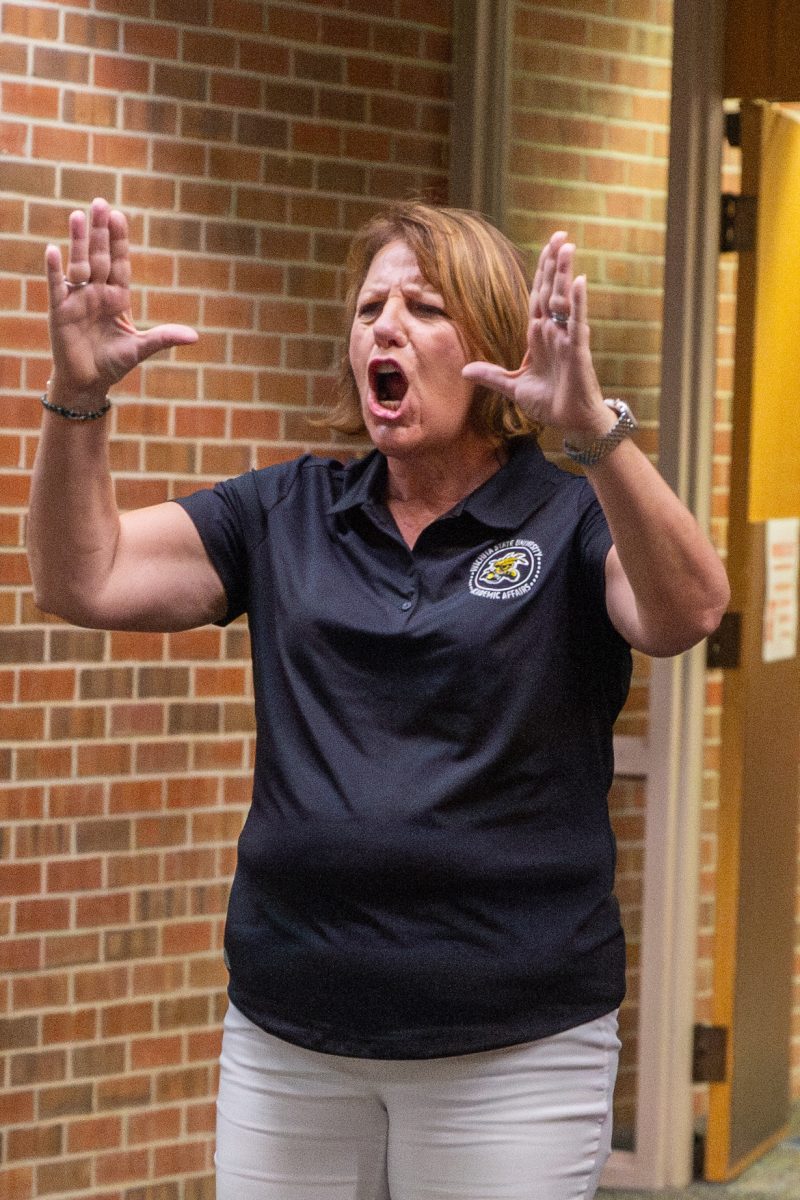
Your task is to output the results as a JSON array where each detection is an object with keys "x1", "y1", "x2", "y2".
[{"x1": 563, "y1": 399, "x2": 638, "y2": 466}]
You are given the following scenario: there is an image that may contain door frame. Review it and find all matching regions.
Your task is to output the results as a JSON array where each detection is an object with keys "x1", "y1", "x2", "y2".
[
  {"x1": 451, "y1": 0, "x2": 727, "y2": 1187},
  {"x1": 605, "y1": 0, "x2": 728, "y2": 1188}
]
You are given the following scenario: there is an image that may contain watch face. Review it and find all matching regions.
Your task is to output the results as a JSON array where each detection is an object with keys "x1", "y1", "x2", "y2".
[{"x1": 606, "y1": 400, "x2": 637, "y2": 428}]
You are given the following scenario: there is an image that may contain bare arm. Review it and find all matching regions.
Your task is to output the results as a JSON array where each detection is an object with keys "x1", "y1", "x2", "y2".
[
  {"x1": 462, "y1": 233, "x2": 730, "y2": 658},
  {"x1": 27, "y1": 198, "x2": 226, "y2": 631}
]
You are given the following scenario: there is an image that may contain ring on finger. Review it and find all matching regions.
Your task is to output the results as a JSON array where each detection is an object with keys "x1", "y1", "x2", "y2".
[
  {"x1": 549, "y1": 309, "x2": 569, "y2": 326},
  {"x1": 65, "y1": 279, "x2": 90, "y2": 292}
]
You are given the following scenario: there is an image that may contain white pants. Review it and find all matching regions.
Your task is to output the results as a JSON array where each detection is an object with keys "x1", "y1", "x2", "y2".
[{"x1": 216, "y1": 1002, "x2": 620, "y2": 1200}]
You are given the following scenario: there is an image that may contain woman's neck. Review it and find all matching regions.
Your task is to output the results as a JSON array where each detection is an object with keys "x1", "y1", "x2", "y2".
[{"x1": 384, "y1": 440, "x2": 507, "y2": 546}]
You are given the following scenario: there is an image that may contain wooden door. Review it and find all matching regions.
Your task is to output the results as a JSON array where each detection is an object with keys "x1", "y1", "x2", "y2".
[{"x1": 705, "y1": 99, "x2": 800, "y2": 1181}]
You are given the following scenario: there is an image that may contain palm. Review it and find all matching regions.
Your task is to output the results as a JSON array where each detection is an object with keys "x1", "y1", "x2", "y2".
[
  {"x1": 462, "y1": 233, "x2": 604, "y2": 433},
  {"x1": 45, "y1": 200, "x2": 197, "y2": 398},
  {"x1": 50, "y1": 282, "x2": 143, "y2": 391}
]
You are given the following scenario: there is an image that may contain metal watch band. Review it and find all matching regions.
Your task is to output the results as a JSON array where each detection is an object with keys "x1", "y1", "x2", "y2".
[{"x1": 563, "y1": 399, "x2": 638, "y2": 466}]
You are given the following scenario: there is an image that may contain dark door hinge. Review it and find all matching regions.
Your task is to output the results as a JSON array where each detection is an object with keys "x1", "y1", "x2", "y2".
[
  {"x1": 693, "y1": 1024, "x2": 728, "y2": 1083},
  {"x1": 725, "y1": 110, "x2": 741, "y2": 148},
  {"x1": 720, "y1": 193, "x2": 757, "y2": 253},
  {"x1": 706, "y1": 611, "x2": 742, "y2": 670}
]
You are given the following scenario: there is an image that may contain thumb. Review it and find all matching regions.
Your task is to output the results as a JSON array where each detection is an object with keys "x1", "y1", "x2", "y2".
[
  {"x1": 462, "y1": 361, "x2": 519, "y2": 399},
  {"x1": 136, "y1": 323, "x2": 199, "y2": 363}
]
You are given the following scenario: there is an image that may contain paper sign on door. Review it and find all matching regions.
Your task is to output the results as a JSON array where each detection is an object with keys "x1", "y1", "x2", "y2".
[{"x1": 763, "y1": 517, "x2": 799, "y2": 663}]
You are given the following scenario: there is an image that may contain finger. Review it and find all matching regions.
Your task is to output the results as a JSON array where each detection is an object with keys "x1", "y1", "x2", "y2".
[
  {"x1": 548, "y1": 242, "x2": 575, "y2": 322},
  {"x1": 461, "y1": 360, "x2": 519, "y2": 399},
  {"x1": 66, "y1": 209, "x2": 90, "y2": 286},
  {"x1": 87, "y1": 197, "x2": 112, "y2": 285},
  {"x1": 45, "y1": 244, "x2": 66, "y2": 303},
  {"x1": 533, "y1": 231, "x2": 568, "y2": 319},
  {"x1": 107, "y1": 208, "x2": 131, "y2": 290},
  {"x1": 569, "y1": 275, "x2": 591, "y2": 346},
  {"x1": 571, "y1": 274, "x2": 588, "y2": 324},
  {"x1": 530, "y1": 242, "x2": 550, "y2": 318},
  {"x1": 136, "y1": 324, "x2": 200, "y2": 364}
]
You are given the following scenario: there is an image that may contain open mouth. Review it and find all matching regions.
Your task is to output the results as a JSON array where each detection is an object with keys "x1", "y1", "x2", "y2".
[{"x1": 369, "y1": 360, "x2": 409, "y2": 410}]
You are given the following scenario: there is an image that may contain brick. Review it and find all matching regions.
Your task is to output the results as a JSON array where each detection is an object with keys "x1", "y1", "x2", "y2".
[
  {"x1": 149, "y1": 215, "x2": 203, "y2": 252},
  {"x1": 3, "y1": 703, "x2": 46, "y2": 750},
  {"x1": 66, "y1": 1114, "x2": 123, "y2": 1154},
  {"x1": 132, "y1": 959, "x2": 186, "y2": 997},
  {"x1": 43, "y1": 932, "x2": 100, "y2": 969},
  {"x1": 16, "y1": 898, "x2": 71, "y2": 934},
  {"x1": 75, "y1": 816, "x2": 131, "y2": 854},
  {"x1": 49, "y1": 628, "x2": 106, "y2": 661},
  {"x1": 127, "y1": 1183, "x2": 180, "y2": 1200},
  {"x1": 153, "y1": 1141, "x2": 209, "y2": 1178},
  {"x1": 42, "y1": 1008, "x2": 97, "y2": 1045},
  {"x1": 76, "y1": 741, "x2": 133, "y2": 777},
  {"x1": 107, "y1": 848, "x2": 161, "y2": 891},
  {"x1": 15, "y1": 746, "x2": 72, "y2": 782},
  {"x1": 183, "y1": 30, "x2": 238, "y2": 67},
  {"x1": 3, "y1": 3, "x2": 59, "y2": 38},
  {"x1": 127, "y1": 1106, "x2": 182, "y2": 1144},
  {"x1": 64, "y1": 12, "x2": 120, "y2": 50},
  {"x1": 135, "y1": 814, "x2": 188, "y2": 849},
  {"x1": 46, "y1": 858, "x2": 103, "y2": 893},
  {"x1": 182, "y1": 105, "x2": 234, "y2": 141},
  {"x1": 72, "y1": 1041, "x2": 126, "y2": 1078},
  {"x1": 135, "y1": 887, "x2": 190, "y2": 923},
  {"x1": 131, "y1": 1032, "x2": 184, "y2": 1070},
  {"x1": 155, "y1": 1064, "x2": 211, "y2": 1103},
  {"x1": 17, "y1": 667, "x2": 75, "y2": 700},
  {"x1": 62, "y1": 90, "x2": 118, "y2": 128},
  {"x1": 0, "y1": 1168, "x2": 34, "y2": 1200},
  {"x1": 213, "y1": 0, "x2": 265, "y2": 34},
  {"x1": 162, "y1": 919, "x2": 214, "y2": 956},
  {"x1": 75, "y1": 891, "x2": 132, "y2": 927},
  {"x1": 36, "y1": 1156, "x2": 92, "y2": 1195},
  {"x1": 123, "y1": 97, "x2": 178, "y2": 135},
  {"x1": 10, "y1": 1047, "x2": 66, "y2": 1087},
  {"x1": 97, "y1": 1073, "x2": 152, "y2": 1111},
  {"x1": 49, "y1": 704, "x2": 106, "y2": 741},
  {"x1": 135, "y1": 740, "x2": 190, "y2": 775},
  {"x1": 104, "y1": 926, "x2": 158, "y2": 961},
  {"x1": 0, "y1": 1015, "x2": 38, "y2": 1050},
  {"x1": 93, "y1": 53, "x2": 150, "y2": 94},
  {"x1": 0, "y1": 862, "x2": 42, "y2": 896},
  {"x1": 154, "y1": 63, "x2": 208, "y2": 102}
]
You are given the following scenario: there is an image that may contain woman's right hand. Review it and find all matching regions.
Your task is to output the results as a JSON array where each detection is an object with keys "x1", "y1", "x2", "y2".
[{"x1": 44, "y1": 197, "x2": 198, "y2": 406}]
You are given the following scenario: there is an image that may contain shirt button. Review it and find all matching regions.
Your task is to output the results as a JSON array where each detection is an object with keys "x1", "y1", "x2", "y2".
[{"x1": 401, "y1": 600, "x2": 413, "y2": 611}]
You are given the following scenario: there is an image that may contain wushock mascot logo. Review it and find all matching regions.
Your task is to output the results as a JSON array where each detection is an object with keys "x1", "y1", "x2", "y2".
[{"x1": 468, "y1": 540, "x2": 542, "y2": 601}]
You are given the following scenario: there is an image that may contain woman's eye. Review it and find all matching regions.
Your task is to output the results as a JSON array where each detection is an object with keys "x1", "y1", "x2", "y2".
[
  {"x1": 358, "y1": 302, "x2": 381, "y2": 318},
  {"x1": 415, "y1": 302, "x2": 446, "y2": 317}
]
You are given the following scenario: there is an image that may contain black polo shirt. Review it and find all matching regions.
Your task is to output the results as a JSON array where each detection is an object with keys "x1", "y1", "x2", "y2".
[{"x1": 175, "y1": 438, "x2": 631, "y2": 1058}]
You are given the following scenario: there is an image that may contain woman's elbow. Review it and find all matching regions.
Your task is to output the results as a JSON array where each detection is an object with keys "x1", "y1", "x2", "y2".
[{"x1": 643, "y1": 594, "x2": 731, "y2": 658}]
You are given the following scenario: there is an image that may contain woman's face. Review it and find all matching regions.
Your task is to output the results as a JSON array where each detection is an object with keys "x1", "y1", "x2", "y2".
[{"x1": 348, "y1": 240, "x2": 480, "y2": 461}]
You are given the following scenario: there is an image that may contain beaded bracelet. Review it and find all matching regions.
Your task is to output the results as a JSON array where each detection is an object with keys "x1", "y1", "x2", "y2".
[{"x1": 41, "y1": 393, "x2": 111, "y2": 422}]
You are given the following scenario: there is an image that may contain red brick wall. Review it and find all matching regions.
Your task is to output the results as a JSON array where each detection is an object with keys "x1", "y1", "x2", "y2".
[
  {"x1": 2, "y1": 3, "x2": 795, "y2": 1196},
  {"x1": 1, "y1": 3, "x2": 451, "y2": 1197}
]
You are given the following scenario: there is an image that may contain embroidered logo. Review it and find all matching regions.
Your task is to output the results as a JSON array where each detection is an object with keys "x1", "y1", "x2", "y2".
[{"x1": 468, "y1": 539, "x2": 542, "y2": 600}]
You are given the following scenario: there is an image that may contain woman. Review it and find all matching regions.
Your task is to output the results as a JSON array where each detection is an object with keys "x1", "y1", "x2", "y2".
[{"x1": 28, "y1": 198, "x2": 729, "y2": 1200}]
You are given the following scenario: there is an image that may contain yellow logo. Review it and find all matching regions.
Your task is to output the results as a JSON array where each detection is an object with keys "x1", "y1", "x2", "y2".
[
  {"x1": 481, "y1": 551, "x2": 529, "y2": 584},
  {"x1": 469, "y1": 540, "x2": 542, "y2": 600}
]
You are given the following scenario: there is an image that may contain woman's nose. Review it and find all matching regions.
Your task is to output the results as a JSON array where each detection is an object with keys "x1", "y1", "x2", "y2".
[{"x1": 373, "y1": 300, "x2": 408, "y2": 347}]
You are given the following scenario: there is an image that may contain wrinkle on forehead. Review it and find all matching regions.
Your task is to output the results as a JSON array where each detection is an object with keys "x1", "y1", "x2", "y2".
[{"x1": 358, "y1": 240, "x2": 442, "y2": 301}]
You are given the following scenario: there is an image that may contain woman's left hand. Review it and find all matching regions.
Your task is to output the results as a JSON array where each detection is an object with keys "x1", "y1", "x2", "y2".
[{"x1": 462, "y1": 233, "x2": 612, "y2": 439}]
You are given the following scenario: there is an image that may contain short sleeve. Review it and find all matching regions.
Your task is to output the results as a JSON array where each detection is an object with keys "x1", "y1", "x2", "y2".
[{"x1": 173, "y1": 474, "x2": 261, "y2": 625}]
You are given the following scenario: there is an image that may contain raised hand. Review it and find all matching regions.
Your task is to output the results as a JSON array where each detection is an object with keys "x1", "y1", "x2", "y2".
[
  {"x1": 45, "y1": 197, "x2": 198, "y2": 405},
  {"x1": 462, "y1": 232, "x2": 610, "y2": 438}
]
